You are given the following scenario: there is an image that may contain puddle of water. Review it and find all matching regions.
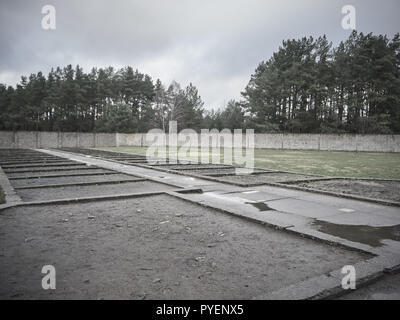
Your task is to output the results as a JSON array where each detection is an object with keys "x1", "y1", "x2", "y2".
[
  {"x1": 246, "y1": 201, "x2": 274, "y2": 211},
  {"x1": 312, "y1": 220, "x2": 400, "y2": 247},
  {"x1": 176, "y1": 189, "x2": 204, "y2": 194}
]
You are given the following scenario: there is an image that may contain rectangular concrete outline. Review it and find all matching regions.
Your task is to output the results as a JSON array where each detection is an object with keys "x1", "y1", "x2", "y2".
[
  {"x1": 13, "y1": 178, "x2": 148, "y2": 190},
  {"x1": 167, "y1": 190, "x2": 400, "y2": 300},
  {"x1": 1, "y1": 162, "x2": 82, "y2": 169},
  {"x1": 4, "y1": 166, "x2": 106, "y2": 174},
  {"x1": 167, "y1": 191, "x2": 400, "y2": 299},
  {"x1": 0, "y1": 189, "x2": 199, "y2": 209},
  {"x1": 8, "y1": 172, "x2": 120, "y2": 180},
  {"x1": 168, "y1": 190, "x2": 375, "y2": 255},
  {"x1": 0, "y1": 158, "x2": 69, "y2": 163}
]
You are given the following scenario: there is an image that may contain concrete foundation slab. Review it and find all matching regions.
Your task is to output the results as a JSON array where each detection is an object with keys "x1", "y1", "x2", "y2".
[{"x1": 16, "y1": 181, "x2": 176, "y2": 202}]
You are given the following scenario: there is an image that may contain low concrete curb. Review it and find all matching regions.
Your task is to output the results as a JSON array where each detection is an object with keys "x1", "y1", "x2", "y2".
[
  {"x1": 14, "y1": 178, "x2": 147, "y2": 190},
  {"x1": 0, "y1": 166, "x2": 22, "y2": 207},
  {"x1": 0, "y1": 189, "x2": 194, "y2": 211}
]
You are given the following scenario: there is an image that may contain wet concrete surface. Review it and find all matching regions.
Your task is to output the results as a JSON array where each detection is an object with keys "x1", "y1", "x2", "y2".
[
  {"x1": 246, "y1": 201, "x2": 275, "y2": 211},
  {"x1": 0, "y1": 195, "x2": 368, "y2": 299},
  {"x1": 312, "y1": 220, "x2": 400, "y2": 248}
]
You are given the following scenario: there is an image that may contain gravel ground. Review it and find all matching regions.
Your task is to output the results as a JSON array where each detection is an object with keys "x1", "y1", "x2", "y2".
[
  {"x1": 294, "y1": 179, "x2": 400, "y2": 202},
  {"x1": 0, "y1": 194, "x2": 368, "y2": 299},
  {"x1": 16, "y1": 181, "x2": 175, "y2": 202},
  {"x1": 217, "y1": 173, "x2": 320, "y2": 185},
  {"x1": 10, "y1": 174, "x2": 141, "y2": 187}
]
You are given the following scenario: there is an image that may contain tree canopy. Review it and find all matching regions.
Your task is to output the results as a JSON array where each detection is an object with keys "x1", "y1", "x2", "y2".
[
  {"x1": 241, "y1": 31, "x2": 400, "y2": 133},
  {"x1": 0, "y1": 65, "x2": 204, "y2": 133}
]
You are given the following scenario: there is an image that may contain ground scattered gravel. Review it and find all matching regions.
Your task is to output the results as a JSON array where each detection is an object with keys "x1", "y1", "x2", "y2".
[{"x1": 0, "y1": 195, "x2": 367, "y2": 299}]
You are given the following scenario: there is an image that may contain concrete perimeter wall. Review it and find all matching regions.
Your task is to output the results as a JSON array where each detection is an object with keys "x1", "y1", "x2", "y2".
[
  {"x1": 116, "y1": 132, "x2": 400, "y2": 152},
  {"x1": 1, "y1": 131, "x2": 399, "y2": 152},
  {"x1": 0, "y1": 131, "x2": 116, "y2": 149}
]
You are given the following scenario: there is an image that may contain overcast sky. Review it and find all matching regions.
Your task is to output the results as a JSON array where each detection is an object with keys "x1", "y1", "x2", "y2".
[{"x1": 0, "y1": 0, "x2": 399, "y2": 109}]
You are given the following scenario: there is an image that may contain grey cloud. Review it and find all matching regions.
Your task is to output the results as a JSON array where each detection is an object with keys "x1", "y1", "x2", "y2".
[{"x1": 0, "y1": 0, "x2": 399, "y2": 108}]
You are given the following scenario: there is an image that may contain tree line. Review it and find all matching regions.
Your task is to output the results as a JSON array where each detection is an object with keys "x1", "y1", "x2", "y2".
[
  {"x1": 240, "y1": 31, "x2": 400, "y2": 134},
  {"x1": 0, "y1": 65, "x2": 204, "y2": 133},
  {"x1": 1, "y1": 31, "x2": 399, "y2": 134}
]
